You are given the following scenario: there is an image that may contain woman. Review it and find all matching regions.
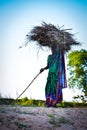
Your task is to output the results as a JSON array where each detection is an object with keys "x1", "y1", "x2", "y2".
[{"x1": 40, "y1": 44, "x2": 67, "y2": 107}]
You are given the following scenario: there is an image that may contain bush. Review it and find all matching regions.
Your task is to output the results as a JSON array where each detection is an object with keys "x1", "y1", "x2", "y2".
[{"x1": 21, "y1": 97, "x2": 28, "y2": 102}]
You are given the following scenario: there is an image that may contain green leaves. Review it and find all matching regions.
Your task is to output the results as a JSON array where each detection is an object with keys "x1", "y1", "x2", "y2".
[
  {"x1": 68, "y1": 49, "x2": 87, "y2": 98},
  {"x1": 68, "y1": 49, "x2": 87, "y2": 67}
]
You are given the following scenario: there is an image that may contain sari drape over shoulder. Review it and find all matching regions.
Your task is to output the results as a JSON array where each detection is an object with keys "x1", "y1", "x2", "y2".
[{"x1": 45, "y1": 50, "x2": 67, "y2": 106}]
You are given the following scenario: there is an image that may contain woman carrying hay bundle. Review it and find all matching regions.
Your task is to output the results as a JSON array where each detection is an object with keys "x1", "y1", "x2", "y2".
[
  {"x1": 25, "y1": 22, "x2": 80, "y2": 107},
  {"x1": 40, "y1": 44, "x2": 67, "y2": 107}
]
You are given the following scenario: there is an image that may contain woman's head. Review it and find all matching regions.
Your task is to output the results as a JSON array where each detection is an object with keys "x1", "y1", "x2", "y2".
[{"x1": 51, "y1": 44, "x2": 57, "y2": 53}]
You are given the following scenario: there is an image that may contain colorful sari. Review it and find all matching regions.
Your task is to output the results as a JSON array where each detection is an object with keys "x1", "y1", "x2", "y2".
[{"x1": 45, "y1": 50, "x2": 67, "y2": 107}]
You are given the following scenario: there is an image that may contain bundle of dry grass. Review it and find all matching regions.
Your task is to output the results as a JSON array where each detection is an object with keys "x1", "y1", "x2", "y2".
[{"x1": 26, "y1": 22, "x2": 80, "y2": 52}]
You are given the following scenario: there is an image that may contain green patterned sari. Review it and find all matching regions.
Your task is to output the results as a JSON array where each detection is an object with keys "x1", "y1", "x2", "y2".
[{"x1": 45, "y1": 50, "x2": 67, "y2": 106}]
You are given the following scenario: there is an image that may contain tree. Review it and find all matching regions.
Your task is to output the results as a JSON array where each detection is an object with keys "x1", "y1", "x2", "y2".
[{"x1": 67, "y1": 49, "x2": 87, "y2": 102}]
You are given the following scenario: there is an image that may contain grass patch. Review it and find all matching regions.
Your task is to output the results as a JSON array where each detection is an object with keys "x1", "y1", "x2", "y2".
[
  {"x1": 0, "y1": 118, "x2": 3, "y2": 122},
  {"x1": 15, "y1": 98, "x2": 45, "y2": 107},
  {"x1": 14, "y1": 110, "x2": 33, "y2": 115},
  {"x1": 0, "y1": 108, "x2": 6, "y2": 113},
  {"x1": 48, "y1": 114, "x2": 61, "y2": 127},
  {"x1": 48, "y1": 114, "x2": 73, "y2": 127},
  {"x1": 14, "y1": 122, "x2": 27, "y2": 129},
  {"x1": 0, "y1": 97, "x2": 87, "y2": 107},
  {"x1": 0, "y1": 98, "x2": 14, "y2": 105},
  {"x1": 56, "y1": 101, "x2": 87, "y2": 108},
  {"x1": 58, "y1": 116, "x2": 73, "y2": 125}
]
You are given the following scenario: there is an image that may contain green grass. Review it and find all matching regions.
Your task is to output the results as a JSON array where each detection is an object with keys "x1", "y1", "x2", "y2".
[
  {"x1": 14, "y1": 122, "x2": 27, "y2": 129},
  {"x1": 0, "y1": 97, "x2": 87, "y2": 107},
  {"x1": 58, "y1": 116, "x2": 73, "y2": 125},
  {"x1": 48, "y1": 114, "x2": 61, "y2": 127},
  {"x1": 56, "y1": 101, "x2": 87, "y2": 108},
  {"x1": 48, "y1": 114, "x2": 73, "y2": 127},
  {"x1": 0, "y1": 98, "x2": 14, "y2": 105}
]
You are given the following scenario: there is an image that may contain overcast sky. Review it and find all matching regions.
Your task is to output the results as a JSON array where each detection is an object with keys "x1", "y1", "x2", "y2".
[{"x1": 0, "y1": 0, "x2": 87, "y2": 101}]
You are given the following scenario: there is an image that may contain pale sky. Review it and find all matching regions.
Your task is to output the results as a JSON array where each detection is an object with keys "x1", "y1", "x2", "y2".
[{"x1": 0, "y1": 0, "x2": 87, "y2": 101}]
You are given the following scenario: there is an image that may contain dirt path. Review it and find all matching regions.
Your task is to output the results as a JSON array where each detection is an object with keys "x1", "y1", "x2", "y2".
[{"x1": 0, "y1": 105, "x2": 87, "y2": 130}]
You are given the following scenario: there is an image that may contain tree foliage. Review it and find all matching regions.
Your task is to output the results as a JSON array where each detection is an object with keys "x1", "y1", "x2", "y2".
[{"x1": 68, "y1": 49, "x2": 87, "y2": 97}]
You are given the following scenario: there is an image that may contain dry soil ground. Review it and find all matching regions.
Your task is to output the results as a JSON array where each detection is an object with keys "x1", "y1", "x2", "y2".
[{"x1": 0, "y1": 105, "x2": 87, "y2": 130}]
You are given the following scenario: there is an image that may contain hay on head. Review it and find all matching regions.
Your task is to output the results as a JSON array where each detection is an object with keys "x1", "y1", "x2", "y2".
[{"x1": 25, "y1": 22, "x2": 80, "y2": 53}]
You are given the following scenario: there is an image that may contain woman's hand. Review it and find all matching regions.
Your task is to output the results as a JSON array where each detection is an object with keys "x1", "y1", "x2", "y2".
[{"x1": 40, "y1": 68, "x2": 45, "y2": 73}]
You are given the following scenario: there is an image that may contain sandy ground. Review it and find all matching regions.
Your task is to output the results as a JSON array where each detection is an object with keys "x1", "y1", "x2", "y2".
[{"x1": 0, "y1": 105, "x2": 87, "y2": 130}]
